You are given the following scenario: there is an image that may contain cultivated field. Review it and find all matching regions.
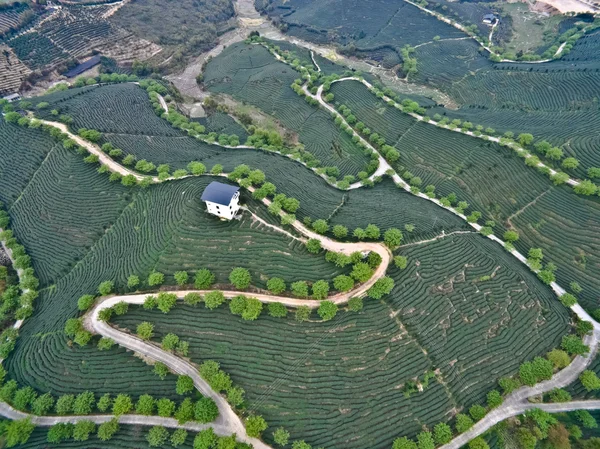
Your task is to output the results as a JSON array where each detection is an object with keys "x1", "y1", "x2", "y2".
[
  {"x1": 203, "y1": 43, "x2": 373, "y2": 178},
  {"x1": 112, "y1": 233, "x2": 569, "y2": 449}
]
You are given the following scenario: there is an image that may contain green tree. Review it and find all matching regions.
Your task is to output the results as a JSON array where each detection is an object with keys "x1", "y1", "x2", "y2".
[
  {"x1": 73, "y1": 391, "x2": 95, "y2": 415},
  {"x1": 137, "y1": 321, "x2": 154, "y2": 340},
  {"x1": 157, "y1": 398, "x2": 176, "y2": 417},
  {"x1": 229, "y1": 296, "x2": 247, "y2": 315},
  {"x1": 162, "y1": 333, "x2": 180, "y2": 351},
  {"x1": 47, "y1": 422, "x2": 74, "y2": 443},
  {"x1": 560, "y1": 293, "x2": 577, "y2": 307},
  {"x1": 157, "y1": 292, "x2": 178, "y2": 313},
  {"x1": 194, "y1": 428, "x2": 217, "y2": 449},
  {"x1": 174, "y1": 271, "x2": 189, "y2": 286},
  {"x1": 242, "y1": 297, "x2": 263, "y2": 321},
  {"x1": 73, "y1": 420, "x2": 96, "y2": 441},
  {"x1": 184, "y1": 292, "x2": 203, "y2": 306},
  {"x1": 194, "y1": 397, "x2": 219, "y2": 423},
  {"x1": 518, "y1": 133, "x2": 534, "y2": 146},
  {"x1": 549, "y1": 388, "x2": 572, "y2": 402},
  {"x1": 333, "y1": 275, "x2": 354, "y2": 292},
  {"x1": 469, "y1": 437, "x2": 489, "y2": 449},
  {"x1": 305, "y1": 238, "x2": 322, "y2": 254},
  {"x1": 365, "y1": 224, "x2": 380, "y2": 239},
  {"x1": 148, "y1": 271, "x2": 165, "y2": 286},
  {"x1": 267, "y1": 278, "x2": 286, "y2": 294},
  {"x1": 469, "y1": 404, "x2": 487, "y2": 421},
  {"x1": 312, "y1": 219, "x2": 329, "y2": 234},
  {"x1": 295, "y1": 305, "x2": 311, "y2": 322},
  {"x1": 332, "y1": 225, "x2": 348, "y2": 238},
  {"x1": 147, "y1": 425, "x2": 169, "y2": 447},
  {"x1": 417, "y1": 431, "x2": 434, "y2": 449},
  {"x1": 175, "y1": 397, "x2": 194, "y2": 423},
  {"x1": 273, "y1": 427, "x2": 290, "y2": 446},
  {"x1": 246, "y1": 415, "x2": 268, "y2": 438},
  {"x1": 312, "y1": 280, "x2": 329, "y2": 299},
  {"x1": 98, "y1": 280, "x2": 114, "y2": 296},
  {"x1": 562, "y1": 334, "x2": 589, "y2": 355},
  {"x1": 384, "y1": 228, "x2": 403, "y2": 247},
  {"x1": 97, "y1": 418, "x2": 119, "y2": 441},
  {"x1": 77, "y1": 294, "x2": 95, "y2": 311},
  {"x1": 5, "y1": 418, "x2": 35, "y2": 447},
  {"x1": 503, "y1": 230, "x2": 519, "y2": 242},
  {"x1": 171, "y1": 428, "x2": 188, "y2": 447},
  {"x1": 348, "y1": 297, "x2": 363, "y2": 312},
  {"x1": 97, "y1": 393, "x2": 112, "y2": 412},
  {"x1": 393, "y1": 436, "x2": 418, "y2": 449},
  {"x1": 368, "y1": 276, "x2": 395, "y2": 299},
  {"x1": 229, "y1": 267, "x2": 251, "y2": 289},
  {"x1": 194, "y1": 269, "x2": 215, "y2": 289},
  {"x1": 205, "y1": 291, "x2": 225, "y2": 309},
  {"x1": 351, "y1": 263, "x2": 373, "y2": 282},
  {"x1": 291, "y1": 281, "x2": 309, "y2": 297},
  {"x1": 574, "y1": 410, "x2": 598, "y2": 429},
  {"x1": 487, "y1": 390, "x2": 502, "y2": 408},
  {"x1": 154, "y1": 362, "x2": 170, "y2": 380},
  {"x1": 176, "y1": 375, "x2": 194, "y2": 395},
  {"x1": 135, "y1": 394, "x2": 155, "y2": 415},
  {"x1": 455, "y1": 413, "x2": 474, "y2": 433},
  {"x1": 268, "y1": 302, "x2": 288, "y2": 318},
  {"x1": 318, "y1": 301, "x2": 338, "y2": 321},
  {"x1": 580, "y1": 370, "x2": 600, "y2": 391},
  {"x1": 394, "y1": 256, "x2": 408, "y2": 269},
  {"x1": 433, "y1": 423, "x2": 453, "y2": 445},
  {"x1": 31, "y1": 392, "x2": 55, "y2": 415},
  {"x1": 55, "y1": 394, "x2": 75, "y2": 415},
  {"x1": 112, "y1": 394, "x2": 132, "y2": 416},
  {"x1": 127, "y1": 274, "x2": 140, "y2": 289}
]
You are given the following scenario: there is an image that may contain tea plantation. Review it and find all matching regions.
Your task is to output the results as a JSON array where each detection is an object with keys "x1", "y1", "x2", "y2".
[
  {"x1": 111, "y1": 233, "x2": 569, "y2": 449},
  {"x1": 203, "y1": 43, "x2": 373, "y2": 177},
  {"x1": 1, "y1": 4, "x2": 599, "y2": 447}
]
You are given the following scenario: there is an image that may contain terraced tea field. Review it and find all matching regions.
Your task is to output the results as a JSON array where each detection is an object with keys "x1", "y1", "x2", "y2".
[
  {"x1": 203, "y1": 43, "x2": 373, "y2": 178},
  {"x1": 259, "y1": 0, "x2": 463, "y2": 52},
  {"x1": 33, "y1": 83, "x2": 181, "y2": 136},
  {"x1": 112, "y1": 233, "x2": 569, "y2": 449},
  {"x1": 1, "y1": 129, "x2": 356, "y2": 398},
  {"x1": 0, "y1": 120, "x2": 58, "y2": 208},
  {"x1": 20, "y1": 424, "x2": 196, "y2": 449},
  {"x1": 330, "y1": 78, "x2": 600, "y2": 312}
]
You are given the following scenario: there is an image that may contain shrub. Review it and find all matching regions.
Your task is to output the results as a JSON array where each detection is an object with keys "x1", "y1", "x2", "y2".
[
  {"x1": 148, "y1": 271, "x2": 165, "y2": 286},
  {"x1": 312, "y1": 280, "x2": 329, "y2": 299},
  {"x1": 98, "y1": 280, "x2": 114, "y2": 296},
  {"x1": 229, "y1": 267, "x2": 251, "y2": 289},
  {"x1": 246, "y1": 415, "x2": 268, "y2": 438},
  {"x1": 268, "y1": 302, "x2": 288, "y2": 318},
  {"x1": 312, "y1": 219, "x2": 329, "y2": 234},
  {"x1": 194, "y1": 269, "x2": 215, "y2": 289},
  {"x1": 318, "y1": 301, "x2": 338, "y2": 321},
  {"x1": 306, "y1": 238, "x2": 322, "y2": 253},
  {"x1": 348, "y1": 297, "x2": 363, "y2": 312},
  {"x1": 267, "y1": 278, "x2": 286, "y2": 294},
  {"x1": 205, "y1": 291, "x2": 225, "y2": 309}
]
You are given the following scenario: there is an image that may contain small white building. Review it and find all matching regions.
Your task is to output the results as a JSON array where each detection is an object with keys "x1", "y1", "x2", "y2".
[
  {"x1": 482, "y1": 14, "x2": 498, "y2": 25},
  {"x1": 201, "y1": 181, "x2": 241, "y2": 220},
  {"x1": 2, "y1": 93, "x2": 21, "y2": 103}
]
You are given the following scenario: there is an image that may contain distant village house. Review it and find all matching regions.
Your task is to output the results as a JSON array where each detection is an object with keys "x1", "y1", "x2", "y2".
[
  {"x1": 482, "y1": 14, "x2": 498, "y2": 25},
  {"x1": 201, "y1": 181, "x2": 241, "y2": 220}
]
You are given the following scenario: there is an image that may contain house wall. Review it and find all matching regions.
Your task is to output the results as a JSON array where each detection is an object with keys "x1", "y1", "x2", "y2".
[{"x1": 205, "y1": 199, "x2": 240, "y2": 219}]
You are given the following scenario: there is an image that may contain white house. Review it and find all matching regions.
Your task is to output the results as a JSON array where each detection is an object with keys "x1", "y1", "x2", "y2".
[
  {"x1": 201, "y1": 181, "x2": 241, "y2": 220},
  {"x1": 482, "y1": 14, "x2": 498, "y2": 25}
]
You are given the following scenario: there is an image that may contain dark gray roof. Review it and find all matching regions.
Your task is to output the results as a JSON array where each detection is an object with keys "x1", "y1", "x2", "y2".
[
  {"x1": 483, "y1": 13, "x2": 497, "y2": 19},
  {"x1": 65, "y1": 55, "x2": 102, "y2": 78},
  {"x1": 201, "y1": 182, "x2": 240, "y2": 206}
]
